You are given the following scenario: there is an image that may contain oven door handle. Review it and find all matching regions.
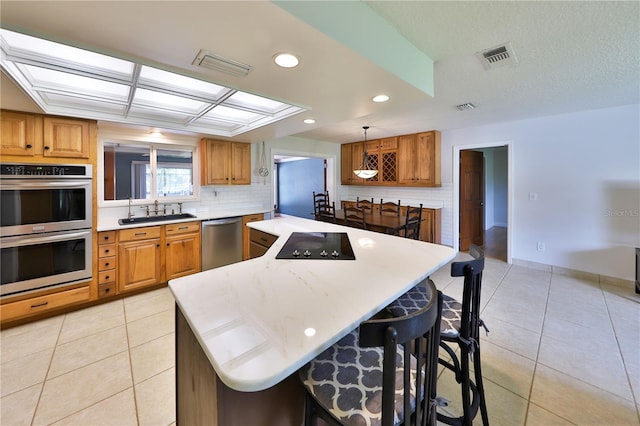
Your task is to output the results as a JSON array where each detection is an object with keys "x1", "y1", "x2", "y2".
[
  {"x1": 0, "y1": 230, "x2": 91, "y2": 248},
  {"x1": 1, "y1": 181, "x2": 90, "y2": 190}
]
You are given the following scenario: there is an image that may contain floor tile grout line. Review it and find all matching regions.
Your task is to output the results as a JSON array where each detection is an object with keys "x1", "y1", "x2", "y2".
[
  {"x1": 123, "y1": 297, "x2": 142, "y2": 426},
  {"x1": 30, "y1": 310, "x2": 65, "y2": 426},
  {"x1": 598, "y1": 281, "x2": 640, "y2": 423},
  {"x1": 522, "y1": 267, "x2": 553, "y2": 426}
]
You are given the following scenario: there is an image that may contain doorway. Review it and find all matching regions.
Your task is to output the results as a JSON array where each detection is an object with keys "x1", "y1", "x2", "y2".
[{"x1": 455, "y1": 143, "x2": 511, "y2": 262}]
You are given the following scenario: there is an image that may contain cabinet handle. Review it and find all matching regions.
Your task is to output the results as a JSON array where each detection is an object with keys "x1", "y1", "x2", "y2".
[
  {"x1": 44, "y1": 146, "x2": 50, "y2": 150},
  {"x1": 105, "y1": 249, "x2": 110, "y2": 254},
  {"x1": 135, "y1": 232, "x2": 147, "y2": 237},
  {"x1": 260, "y1": 237, "x2": 268, "y2": 242},
  {"x1": 104, "y1": 236, "x2": 109, "y2": 240},
  {"x1": 31, "y1": 301, "x2": 48, "y2": 309},
  {"x1": 167, "y1": 243, "x2": 170, "y2": 246},
  {"x1": 105, "y1": 262, "x2": 110, "y2": 267},
  {"x1": 105, "y1": 275, "x2": 110, "y2": 280},
  {"x1": 105, "y1": 288, "x2": 110, "y2": 293},
  {"x1": 26, "y1": 144, "x2": 32, "y2": 149},
  {"x1": 156, "y1": 244, "x2": 160, "y2": 247},
  {"x1": 178, "y1": 226, "x2": 188, "y2": 230}
]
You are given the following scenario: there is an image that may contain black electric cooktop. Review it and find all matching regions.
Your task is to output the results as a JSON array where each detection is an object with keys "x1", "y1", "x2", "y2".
[{"x1": 275, "y1": 232, "x2": 356, "y2": 260}]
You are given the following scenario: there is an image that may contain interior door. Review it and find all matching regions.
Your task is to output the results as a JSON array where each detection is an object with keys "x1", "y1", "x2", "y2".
[{"x1": 460, "y1": 150, "x2": 484, "y2": 251}]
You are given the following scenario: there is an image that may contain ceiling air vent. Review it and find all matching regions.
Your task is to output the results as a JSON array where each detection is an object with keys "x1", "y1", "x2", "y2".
[
  {"x1": 476, "y1": 42, "x2": 517, "y2": 70},
  {"x1": 455, "y1": 103, "x2": 476, "y2": 111},
  {"x1": 193, "y1": 49, "x2": 254, "y2": 77}
]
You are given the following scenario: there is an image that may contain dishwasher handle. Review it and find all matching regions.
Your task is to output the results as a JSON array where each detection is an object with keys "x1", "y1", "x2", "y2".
[{"x1": 202, "y1": 217, "x2": 242, "y2": 227}]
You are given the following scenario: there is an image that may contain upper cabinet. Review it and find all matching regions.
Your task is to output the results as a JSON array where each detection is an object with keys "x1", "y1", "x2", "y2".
[
  {"x1": 398, "y1": 131, "x2": 441, "y2": 187},
  {"x1": 200, "y1": 139, "x2": 251, "y2": 185},
  {"x1": 1, "y1": 110, "x2": 94, "y2": 161},
  {"x1": 341, "y1": 130, "x2": 440, "y2": 187}
]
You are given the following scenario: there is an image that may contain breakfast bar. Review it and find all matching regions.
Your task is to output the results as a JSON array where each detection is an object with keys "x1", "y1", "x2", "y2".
[{"x1": 169, "y1": 215, "x2": 455, "y2": 425}]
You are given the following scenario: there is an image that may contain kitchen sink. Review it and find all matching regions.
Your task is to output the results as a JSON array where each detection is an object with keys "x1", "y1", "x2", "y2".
[{"x1": 118, "y1": 212, "x2": 197, "y2": 225}]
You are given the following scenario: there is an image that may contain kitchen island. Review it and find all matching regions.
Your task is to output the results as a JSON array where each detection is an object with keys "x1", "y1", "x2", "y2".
[{"x1": 169, "y1": 215, "x2": 455, "y2": 425}]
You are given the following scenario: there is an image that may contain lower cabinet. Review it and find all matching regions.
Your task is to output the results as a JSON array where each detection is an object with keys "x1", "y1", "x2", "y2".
[
  {"x1": 165, "y1": 222, "x2": 202, "y2": 281},
  {"x1": 249, "y1": 229, "x2": 278, "y2": 259},
  {"x1": 118, "y1": 227, "x2": 163, "y2": 293},
  {"x1": 103, "y1": 221, "x2": 202, "y2": 296},
  {"x1": 0, "y1": 286, "x2": 91, "y2": 324},
  {"x1": 242, "y1": 213, "x2": 265, "y2": 260}
]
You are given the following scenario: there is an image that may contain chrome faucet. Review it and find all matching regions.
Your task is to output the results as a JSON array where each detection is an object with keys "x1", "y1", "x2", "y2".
[
  {"x1": 127, "y1": 197, "x2": 135, "y2": 219},
  {"x1": 153, "y1": 200, "x2": 159, "y2": 216}
]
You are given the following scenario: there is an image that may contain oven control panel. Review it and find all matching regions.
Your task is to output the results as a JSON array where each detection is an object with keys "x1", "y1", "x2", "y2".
[{"x1": 0, "y1": 164, "x2": 91, "y2": 178}]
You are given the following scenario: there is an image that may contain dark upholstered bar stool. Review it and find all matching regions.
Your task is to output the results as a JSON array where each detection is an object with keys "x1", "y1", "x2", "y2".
[
  {"x1": 300, "y1": 279, "x2": 443, "y2": 426},
  {"x1": 386, "y1": 246, "x2": 489, "y2": 426}
]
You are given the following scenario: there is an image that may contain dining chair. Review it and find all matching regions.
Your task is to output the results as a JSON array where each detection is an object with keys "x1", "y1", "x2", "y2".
[
  {"x1": 313, "y1": 191, "x2": 329, "y2": 219},
  {"x1": 343, "y1": 205, "x2": 367, "y2": 229},
  {"x1": 316, "y1": 201, "x2": 337, "y2": 223},
  {"x1": 356, "y1": 196, "x2": 375, "y2": 213},
  {"x1": 404, "y1": 204, "x2": 423, "y2": 240},
  {"x1": 380, "y1": 198, "x2": 401, "y2": 216},
  {"x1": 386, "y1": 246, "x2": 489, "y2": 426},
  {"x1": 300, "y1": 279, "x2": 443, "y2": 426}
]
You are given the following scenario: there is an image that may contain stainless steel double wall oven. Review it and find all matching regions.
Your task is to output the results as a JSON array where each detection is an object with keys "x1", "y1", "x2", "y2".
[{"x1": 0, "y1": 163, "x2": 93, "y2": 297}]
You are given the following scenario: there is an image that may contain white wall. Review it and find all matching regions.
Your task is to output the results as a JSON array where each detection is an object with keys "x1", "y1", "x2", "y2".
[{"x1": 442, "y1": 104, "x2": 640, "y2": 281}]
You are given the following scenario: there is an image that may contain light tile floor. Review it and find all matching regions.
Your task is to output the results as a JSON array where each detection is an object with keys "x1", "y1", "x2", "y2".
[{"x1": 1, "y1": 256, "x2": 639, "y2": 425}]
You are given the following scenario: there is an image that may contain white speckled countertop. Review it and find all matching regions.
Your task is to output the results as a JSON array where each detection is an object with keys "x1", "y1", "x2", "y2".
[{"x1": 168, "y1": 215, "x2": 455, "y2": 392}]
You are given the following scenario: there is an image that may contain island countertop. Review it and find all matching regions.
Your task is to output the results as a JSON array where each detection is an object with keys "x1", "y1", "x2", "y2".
[{"x1": 168, "y1": 215, "x2": 455, "y2": 392}]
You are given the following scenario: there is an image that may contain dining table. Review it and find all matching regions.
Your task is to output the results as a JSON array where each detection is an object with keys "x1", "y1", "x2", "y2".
[{"x1": 333, "y1": 209, "x2": 407, "y2": 235}]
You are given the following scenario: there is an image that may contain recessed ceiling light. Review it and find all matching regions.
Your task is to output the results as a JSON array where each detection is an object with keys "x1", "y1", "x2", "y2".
[
  {"x1": 372, "y1": 94, "x2": 389, "y2": 103},
  {"x1": 303, "y1": 118, "x2": 316, "y2": 124},
  {"x1": 274, "y1": 53, "x2": 300, "y2": 68}
]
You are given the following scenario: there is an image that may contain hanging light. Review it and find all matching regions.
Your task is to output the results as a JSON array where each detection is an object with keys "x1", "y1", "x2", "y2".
[{"x1": 353, "y1": 126, "x2": 378, "y2": 179}]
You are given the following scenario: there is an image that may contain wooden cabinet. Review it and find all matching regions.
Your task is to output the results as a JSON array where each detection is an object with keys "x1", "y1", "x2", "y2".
[
  {"x1": 341, "y1": 130, "x2": 440, "y2": 187},
  {"x1": 115, "y1": 221, "x2": 201, "y2": 294},
  {"x1": 165, "y1": 222, "x2": 201, "y2": 280},
  {"x1": 249, "y1": 229, "x2": 278, "y2": 259},
  {"x1": 398, "y1": 131, "x2": 441, "y2": 187},
  {"x1": 341, "y1": 142, "x2": 364, "y2": 185},
  {"x1": 242, "y1": 213, "x2": 265, "y2": 260},
  {"x1": 97, "y1": 231, "x2": 117, "y2": 298},
  {"x1": 0, "y1": 110, "x2": 93, "y2": 160},
  {"x1": 200, "y1": 139, "x2": 251, "y2": 185},
  {"x1": 0, "y1": 286, "x2": 91, "y2": 323},
  {"x1": 0, "y1": 110, "x2": 42, "y2": 157},
  {"x1": 118, "y1": 227, "x2": 162, "y2": 293}
]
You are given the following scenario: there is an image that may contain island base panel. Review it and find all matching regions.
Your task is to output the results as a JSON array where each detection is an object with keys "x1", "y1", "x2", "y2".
[{"x1": 176, "y1": 305, "x2": 305, "y2": 425}]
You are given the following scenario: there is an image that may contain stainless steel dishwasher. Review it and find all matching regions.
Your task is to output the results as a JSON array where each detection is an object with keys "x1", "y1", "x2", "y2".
[{"x1": 201, "y1": 217, "x2": 243, "y2": 270}]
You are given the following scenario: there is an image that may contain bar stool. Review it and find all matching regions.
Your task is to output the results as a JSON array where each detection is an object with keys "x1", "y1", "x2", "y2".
[
  {"x1": 386, "y1": 246, "x2": 489, "y2": 426},
  {"x1": 300, "y1": 279, "x2": 443, "y2": 426}
]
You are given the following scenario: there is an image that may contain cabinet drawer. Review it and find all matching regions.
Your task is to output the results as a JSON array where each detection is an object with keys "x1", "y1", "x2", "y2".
[
  {"x1": 98, "y1": 270, "x2": 116, "y2": 284},
  {"x1": 249, "y1": 229, "x2": 278, "y2": 247},
  {"x1": 98, "y1": 231, "x2": 116, "y2": 244},
  {"x1": 243, "y1": 213, "x2": 264, "y2": 224},
  {"x1": 98, "y1": 282, "x2": 116, "y2": 298},
  {"x1": 119, "y1": 226, "x2": 161, "y2": 242},
  {"x1": 98, "y1": 243, "x2": 116, "y2": 258},
  {"x1": 165, "y1": 221, "x2": 200, "y2": 236},
  {"x1": 98, "y1": 256, "x2": 116, "y2": 271},
  {"x1": 0, "y1": 286, "x2": 90, "y2": 322}
]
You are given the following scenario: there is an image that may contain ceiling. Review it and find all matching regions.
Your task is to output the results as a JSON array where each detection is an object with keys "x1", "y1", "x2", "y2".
[{"x1": 1, "y1": 1, "x2": 638, "y2": 144}]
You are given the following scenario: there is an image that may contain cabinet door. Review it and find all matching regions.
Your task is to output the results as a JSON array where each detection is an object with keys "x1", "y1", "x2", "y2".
[
  {"x1": 231, "y1": 142, "x2": 251, "y2": 184},
  {"x1": 397, "y1": 134, "x2": 416, "y2": 185},
  {"x1": 0, "y1": 111, "x2": 42, "y2": 156},
  {"x1": 350, "y1": 142, "x2": 365, "y2": 185},
  {"x1": 165, "y1": 232, "x2": 202, "y2": 280},
  {"x1": 415, "y1": 132, "x2": 440, "y2": 186},
  {"x1": 340, "y1": 144, "x2": 352, "y2": 185},
  {"x1": 43, "y1": 117, "x2": 90, "y2": 158},
  {"x1": 118, "y1": 239, "x2": 162, "y2": 292},
  {"x1": 202, "y1": 140, "x2": 231, "y2": 185},
  {"x1": 242, "y1": 213, "x2": 264, "y2": 260}
]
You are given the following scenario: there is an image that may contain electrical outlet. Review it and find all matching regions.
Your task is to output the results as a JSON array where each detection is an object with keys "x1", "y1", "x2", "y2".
[
  {"x1": 529, "y1": 192, "x2": 538, "y2": 201},
  {"x1": 537, "y1": 242, "x2": 546, "y2": 252}
]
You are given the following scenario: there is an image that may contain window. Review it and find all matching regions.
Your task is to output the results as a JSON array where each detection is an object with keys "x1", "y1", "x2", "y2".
[{"x1": 103, "y1": 142, "x2": 195, "y2": 202}]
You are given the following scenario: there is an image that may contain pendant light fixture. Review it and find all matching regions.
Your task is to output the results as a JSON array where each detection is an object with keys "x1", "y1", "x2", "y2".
[{"x1": 353, "y1": 126, "x2": 378, "y2": 179}]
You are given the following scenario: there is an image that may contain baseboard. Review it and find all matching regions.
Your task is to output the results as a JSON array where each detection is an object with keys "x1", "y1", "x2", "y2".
[{"x1": 512, "y1": 258, "x2": 634, "y2": 288}]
